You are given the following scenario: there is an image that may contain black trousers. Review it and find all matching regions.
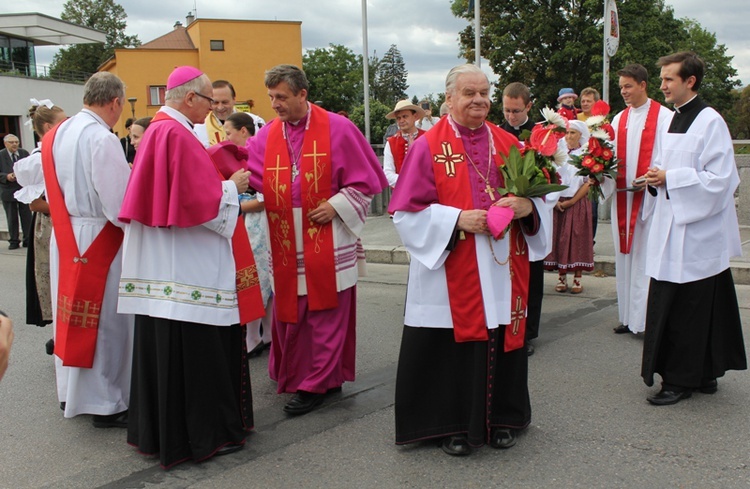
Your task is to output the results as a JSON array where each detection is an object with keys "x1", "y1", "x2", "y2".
[
  {"x1": 525, "y1": 260, "x2": 544, "y2": 341},
  {"x1": 2, "y1": 199, "x2": 31, "y2": 245}
]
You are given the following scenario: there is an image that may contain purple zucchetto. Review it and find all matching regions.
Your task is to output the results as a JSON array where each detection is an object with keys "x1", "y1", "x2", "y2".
[{"x1": 166, "y1": 66, "x2": 204, "y2": 90}]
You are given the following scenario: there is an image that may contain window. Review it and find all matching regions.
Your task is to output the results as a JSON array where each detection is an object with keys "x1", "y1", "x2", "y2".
[
  {"x1": 149, "y1": 86, "x2": 166, "y2": 105},
  {"x1": 210, "y1": 40, "x2": 224, "y2": 51}
]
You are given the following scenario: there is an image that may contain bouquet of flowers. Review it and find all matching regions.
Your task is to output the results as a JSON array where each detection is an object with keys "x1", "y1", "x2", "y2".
[
  {"x1": 568, "y1": 100, "x2": 619, "y2": 202},
  {"x1": 497, "y1": 107, "x2": 568, "y2": 199}
]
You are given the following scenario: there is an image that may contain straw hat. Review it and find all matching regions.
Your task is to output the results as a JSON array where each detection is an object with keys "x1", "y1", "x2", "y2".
[{"x1": 386, "y1": 100, "x2": 426, "y2": 120}]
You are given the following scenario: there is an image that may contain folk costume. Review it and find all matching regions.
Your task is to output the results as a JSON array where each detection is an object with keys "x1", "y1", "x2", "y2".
[
  {"x1": 245, "y1": 103, "x2": 387, "y2": 395},
  {"x1": 118, "y1": 71, "x2": 260, "y2": 466},
  {"x1": 641, "y1": 96, "x2": 746, "y2": 391},
  {"x1": 14, "y1": 148, "x2": 54, "y2": 326},
  {"x1": 388, "y1": 115, "x2": 547, "y2": 448},
  {"x1": 602, "y1": 99, "x2": 672, "y2": 333},
  {"x1": 42, "y1": 109, "x2": 134, "y2": 418},
  {"x1": 383, "y1": 128, "x2": 425, "y2": 187}
]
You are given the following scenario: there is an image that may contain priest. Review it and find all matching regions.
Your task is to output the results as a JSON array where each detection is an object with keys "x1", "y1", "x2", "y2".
[
  {"x1": 602, "y1": 64, "x2": 673, "y2": 335},
  {"x1": 389, "y1": 64, "x2": 548, "y2": 456},
  {"x1": 118, "y1": 66, "x2": 258, "y2": 468},
  {"x1": 641, "y1": 52, "x2": 746, "y2": 406},
  {"x1": 41, "y1": 72, "x2": 133, "y2": 428},
  {"x1": 245, "y1": 64, "x2": 387, "y2": 416}
]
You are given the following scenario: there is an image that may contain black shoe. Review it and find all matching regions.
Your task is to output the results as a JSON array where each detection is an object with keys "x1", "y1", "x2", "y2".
[
  {"x1": 647, "y1": 389, "x2": 692, "y2": 406},
  {"x1": 327, "y1": 386, "x2": 342, "y2": 394},
  {"x1": 525, "y1": 342, "x2": 535, "y2": 356},
  {"x1": 248, "y1": 341, "x2": 267, "y2": 358},
  {"x1": 92, "y1": 410, "x2": 128, "y2": 428},
  {"x1": 22, "y1": 240, "x2": 28, "y2": 248},
  {"x1": 283, "y1": 391, "x2": 325, "y2": 415},
  {"x1": 60, "y1": 402, "x2": 66, "y2": 411},
  {"x1": 8, "y1": 243, "x2": 19, "y2": 250},
  {"x1": 490, "y1": 428, "x2": 517, "y2": 449},
  {"x1": 441, "y1": 435, "x2": 472, "y2": 456},
  {"x1": 696, "y1": 379, "x2": 718, "y2": 394},
  {"x1": 45, "y1": 339, "x2": 55, "y2": 356},
  {"x1": 613, "y1": 324, "x2": 631, "y2": 334},
  {"x1": 215, "y1": 442, "x2": 244, "y2": 456}
]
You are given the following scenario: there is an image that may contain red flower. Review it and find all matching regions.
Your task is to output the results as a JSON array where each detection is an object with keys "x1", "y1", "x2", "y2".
[
  {"x1": 591, "y1": 163, "x2": 604, "y2": 173},
  {"x1": 602, "y1": 124, "x2": 615, "y2": 140},
  {"x1": 582, "y1": 155, "x2": 596, "y2": 168},
  {"x1": 601, "y1": 148, "x2": 613, "y2": 161},
  {"x1": 529, "y1": 125, "x2": 560, "y2": 157},
  {"x1": 587, "y1": 137, "x2": 603, "y2": 158},
  {"x1": 542, "y1": 167, "x2": 551, "y2": 183},
  {"x1": 591, "y1": 100, "x2": 611, "y2": 116}
]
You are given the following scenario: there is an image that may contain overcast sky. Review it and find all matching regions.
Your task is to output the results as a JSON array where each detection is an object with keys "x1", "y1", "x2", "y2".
[{"x1": 9, "y1": 0, "x2": 750, "y2": 100}]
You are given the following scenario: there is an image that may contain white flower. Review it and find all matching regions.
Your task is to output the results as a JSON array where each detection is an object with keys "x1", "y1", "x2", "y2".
[
  {"x1": 541, "y1": 107, "x2": 567, "y2": 128},
  {"x1": 585, "y1": 115, "x2": 605, "y2": 128},
  {"x1": 553, "y1": 147, "x2": 568, "y2": 166},
  {"x1": 591, "y1": 129, "x2": 610, "y2": 140}
]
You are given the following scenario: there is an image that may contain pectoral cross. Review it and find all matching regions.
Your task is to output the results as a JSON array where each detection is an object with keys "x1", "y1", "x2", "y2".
[
  {"x1": 268, "y1": 155, "x2": 288, "y2": 205},
  {"x1": 485, "y1": 183, "x2": 497, "y2": 201},
  {"x1": 303, "y1": 140, "x2": 327, "y2": 192},
  {"x1": 433, "y1": 141, "x2": 463, "y2": 177}
]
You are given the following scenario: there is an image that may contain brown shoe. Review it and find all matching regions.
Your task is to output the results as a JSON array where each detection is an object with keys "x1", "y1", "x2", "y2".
[{"x1": 555, "y1": 275, "x2": 568, "y2": 293}]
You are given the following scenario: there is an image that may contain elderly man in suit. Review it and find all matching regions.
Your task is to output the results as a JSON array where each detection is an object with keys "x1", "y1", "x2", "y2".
[{"x1": 0, "y1": 134, "x2": 31, "y2": 249}]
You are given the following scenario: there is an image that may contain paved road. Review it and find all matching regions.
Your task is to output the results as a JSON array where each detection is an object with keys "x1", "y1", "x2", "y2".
[{"x1": 1, "y1": 244, "x2": 749, "y2": 487}]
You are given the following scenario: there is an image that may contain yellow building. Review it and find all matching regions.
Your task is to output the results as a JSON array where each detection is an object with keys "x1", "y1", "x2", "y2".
[{"x1": 99, "y1": 16, "x2": 302, "y2": 137}]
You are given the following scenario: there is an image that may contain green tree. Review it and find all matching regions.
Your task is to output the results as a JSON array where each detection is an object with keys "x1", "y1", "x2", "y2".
[
  {"x1": 50, "y1": 0, "x2": 140, "y2": 77},
  {"x1": 373, "y1": 44, "x2": 409, "y2": 106},
  {"x1": 450, "y1": 0, "x2": 738, "y2": 116},
  {"x1": 349, "y1": 98, "x2": 392, "y2": 144},
  {"x1": 730, "y1": 86, "x2": 750, "y2": 139},
  {"x1": 303, "y1": 44, "x2": 365, "y2": 113}
]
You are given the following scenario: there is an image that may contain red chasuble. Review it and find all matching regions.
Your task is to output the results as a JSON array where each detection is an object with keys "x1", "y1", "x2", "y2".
[
  {"x1": 263, "y1": 104, "x2": 338, "y2": 323},
  {"x1": 425, "y1": 119, "x2": 529, "y2": 351},
  {"x1": 387, "y1": 129, "x2": 426, "y2": 174},
  {"x1": 616, "y1": 101, "x2": 662, "y2": 254},
  {"x1": 42, "y1": 121, "x2": 124, "y2": 368}
]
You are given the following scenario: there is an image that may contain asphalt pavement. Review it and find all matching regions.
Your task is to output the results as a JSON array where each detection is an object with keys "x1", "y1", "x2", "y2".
[{"x1": 0, "y1": 215, "x2": 749, "y2": 488}]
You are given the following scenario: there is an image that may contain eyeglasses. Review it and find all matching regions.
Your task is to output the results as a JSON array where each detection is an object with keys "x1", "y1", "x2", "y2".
[
  {"x1": 503, "y1": 108, "x2": 527, "y2": 114},
  {"x1": 194, "y1": 91, "x2": 217, "y2": 105}
]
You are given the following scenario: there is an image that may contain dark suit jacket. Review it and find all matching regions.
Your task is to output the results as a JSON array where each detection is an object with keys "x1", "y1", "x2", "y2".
[{"x1": 0, "y1": 147, "x2": 31, "y2": 202}]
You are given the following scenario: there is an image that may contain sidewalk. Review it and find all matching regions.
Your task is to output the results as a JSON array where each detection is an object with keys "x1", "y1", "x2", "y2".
[
  {"x1": 361, "y1": 212, "x2": 750, "y2": 285},
  {"x1": 4, "y1": 208, "x2": 748, "y2": 283}
]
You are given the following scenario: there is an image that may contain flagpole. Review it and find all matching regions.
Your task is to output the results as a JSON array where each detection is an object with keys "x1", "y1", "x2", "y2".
[
  {"x1": 602, "y1": 0, "x2": 609, "y2": 103},
  {"x1": 362, "y1": 0, "x2": 371, "y2": 142},
  {"x1": 474, "y1": 0, "x2": 481, "y2": 66}
]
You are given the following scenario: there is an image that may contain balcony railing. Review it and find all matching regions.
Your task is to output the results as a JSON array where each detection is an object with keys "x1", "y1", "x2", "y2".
[{"x1": 0, "y1": 59, "x2": 91, "y2": 83}]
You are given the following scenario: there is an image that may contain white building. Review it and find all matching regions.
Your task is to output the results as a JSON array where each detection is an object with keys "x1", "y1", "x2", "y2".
[{"x1": 0, "y1": 12, "x2": 105, "y2": 151}]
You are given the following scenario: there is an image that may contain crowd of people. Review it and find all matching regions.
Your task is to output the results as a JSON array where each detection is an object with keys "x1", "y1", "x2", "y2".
[{"x1": 0, "y1": 50, "x2": 744, "y2": 465}]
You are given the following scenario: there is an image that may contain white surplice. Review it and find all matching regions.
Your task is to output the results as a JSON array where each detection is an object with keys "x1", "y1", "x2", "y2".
[
  {"x1": 117, "y1": 106, "x2": 242, "y2": 327},
  {"x1": 602, "y1": 100, "x2": 673, "y2": 332},
  {"x1": 393, "y1": 200, "x2": 548, "y2": 330},
  {"x1": 642, "y1": 106, "x2": 742, "y2": 283},
  {"x1": 48, "y1": 109, "x2": 134, "y2": 417}
]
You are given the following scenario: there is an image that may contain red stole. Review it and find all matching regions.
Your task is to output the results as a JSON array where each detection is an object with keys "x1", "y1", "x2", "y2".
[
  {"x1": 41, "y1": 120, "x2": 124, "y2": 368},
  {"x1": 616, "y1": 101, "x2": 661, "y2": 254},
  {"x1": 263, "y1": 104, "x2": 337, "y2": 323},
  {"x1": 388, "y1": 129, "x2": 425, "y2": 174},
  {"x1": 426, "y1": 119, "x2": 528, "y2": 351}
]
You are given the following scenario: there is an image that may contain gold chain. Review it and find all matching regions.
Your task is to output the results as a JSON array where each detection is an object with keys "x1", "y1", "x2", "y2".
[{"x1": 487, "y1": 235, "x2": 510, "y2": 265}]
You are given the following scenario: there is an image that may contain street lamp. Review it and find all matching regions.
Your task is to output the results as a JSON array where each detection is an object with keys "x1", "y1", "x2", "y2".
[{"x1": 127, "y1": 97, "x2": 137, "y2": 120}]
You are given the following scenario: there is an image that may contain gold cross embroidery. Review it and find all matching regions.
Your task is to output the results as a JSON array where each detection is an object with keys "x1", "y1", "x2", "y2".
[
  {"x1": 268, "y1": 155, "x2": 288, "y2": 205},
  {"x1": 59, "y1": 297, "x2": 101, "y2": 329},
  {"x1": 303, "y1": 139, "x2": 327, "y2": 193},
  {"x1": 236, "y1": 265, "x2": 260, "y2": 291},
  {"x1": 510, "y1": 295, "x2": 525, "y2": 335},
  {"x1": 433, "y1": 141, "x2": 463, "y2": 177}
]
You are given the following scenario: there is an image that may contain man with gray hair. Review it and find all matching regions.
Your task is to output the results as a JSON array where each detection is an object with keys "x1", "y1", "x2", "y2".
[
  {"x1": 40, "y1": 72, "x2": 134, "y2": 428},
  {"x1": 389, "y1": 64, "x2": 550, "y2": 456},
  {"x1": 0, "y1": 133, "x2": 31, "y2": 249},
  {"x1": 118, "y1": 66, "x2": 255, "y2": 468},
  {"x1": 246, "y1": 64, "x2": 387, "y2": 416}
]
